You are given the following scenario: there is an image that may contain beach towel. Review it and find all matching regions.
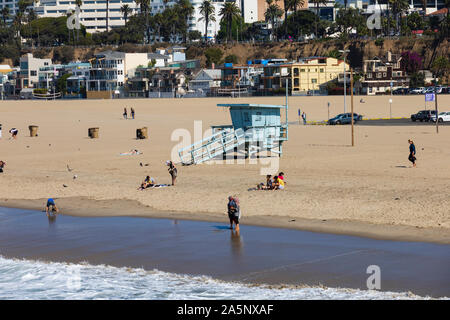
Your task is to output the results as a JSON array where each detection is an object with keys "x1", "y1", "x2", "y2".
[{"x1": 120, "y1": 149, "x2": 142, "y2": 156}]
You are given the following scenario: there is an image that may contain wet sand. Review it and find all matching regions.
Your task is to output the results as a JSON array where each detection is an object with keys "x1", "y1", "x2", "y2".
[{"x1": 1, "y1": 207, "x2": 449, "y2": 298}]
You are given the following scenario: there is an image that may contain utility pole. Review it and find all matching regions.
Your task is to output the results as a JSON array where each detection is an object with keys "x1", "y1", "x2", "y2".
[
  {"x1": 435, "y1": 74, "x2": 439, "y2": 134},
  {"x1": 351, "y1": 68, "x2": 354, "y2": 146},
  {"x1": 339, "y1": 49, "x2": 350, "y2": 113}
]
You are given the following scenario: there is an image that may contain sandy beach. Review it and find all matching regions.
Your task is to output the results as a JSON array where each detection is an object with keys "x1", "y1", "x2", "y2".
[{"x1": 1, "y1": 95, "x2": 450, "y2": 243}]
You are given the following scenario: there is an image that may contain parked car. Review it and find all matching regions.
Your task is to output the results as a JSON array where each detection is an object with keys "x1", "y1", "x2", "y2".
[
  {"x1": 392, "y1": 88, "x2": 408, "y2": 95},
  {"x1": 328, "y1": 113, "x2": 363, "y2": 125},
  {"x1": 409, "y1": 88, "x2": 424, "y2": 94},
  {"x1": 424, "y1": 87, "x2": 435, "y2": 94},
  {"x1": 411, "y1": 110, "x2": 436, "y2": 122},
  {"x1": 430, "y1": 112, "x2": 450, "y2": 122}
]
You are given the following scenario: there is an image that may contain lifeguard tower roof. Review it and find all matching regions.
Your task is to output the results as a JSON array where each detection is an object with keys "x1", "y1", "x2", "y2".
[{"x1": 217, "y1": 103, "x2": 285, "y2": 109}]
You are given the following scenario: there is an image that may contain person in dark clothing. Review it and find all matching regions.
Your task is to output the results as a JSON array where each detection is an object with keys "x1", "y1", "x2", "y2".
[
  {"x1": 408, "y1": 139, "x2": 416, "y2": 167},
  {"x1": 0, "y1": 160, "x2": 5, "y2": 173},
  {"x1": 131, "y1": 108, "x2": 135, "y2": 119},
  {"x1": 227, "y1": 196, "x2": 240, "y2": 231},
  {"x1": 166, "y1": 160, "x2": 177, "y2": 185},
  {"x1": 123, "y1": 108, "x2": 128, "y2": 120}
]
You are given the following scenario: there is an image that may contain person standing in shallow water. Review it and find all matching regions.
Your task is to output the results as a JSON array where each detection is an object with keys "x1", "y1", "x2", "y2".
[
  {"x1": 227, "y1": 196, "x2": 240, "y2": 232},
  {"x1": 408, "y1": 139, "x2": 416, "y2": 167}
]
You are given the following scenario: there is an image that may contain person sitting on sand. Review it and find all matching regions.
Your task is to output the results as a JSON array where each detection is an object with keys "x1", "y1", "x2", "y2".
[
  {"x1": 45, "y1": 198, "x2": 59, "y2": 217},
  {"x1": 278, "y1": 172, "x2": 286, "y2": 187},
  {"x1": 227, "y1": 196, "x2": 240, "y2": 232},
  {"x1": 0, "y1": 160, "x2": 5, "y2": 173},
  {"x1": 257, "y1": 175, "x2": 274, "y2": 190},
  {"x1": 272, "y1": 176, "x2": 279, "y2": 190},
  {"x1": 139, "y1": 176, "x2": 155, "y2": 190},
  {"x1": 277, "y1": 175, "x2": 285, "y2": 190}
]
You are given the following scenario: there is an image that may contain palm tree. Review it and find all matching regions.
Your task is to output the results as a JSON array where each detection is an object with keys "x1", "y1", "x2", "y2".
[
  {"x1": 75, "y1": 0, "x2": 82, "y2": 42},
  {"x1": 265, "y1": 0, "x2": 283, "y2": 41},
  {"x1": 120, "y1": 4, "x2": 131, "y2": 25},
  {"x1": 135, "y1": 0, "x2": 151, "y2": 43},
  {"x1": 1, "y1": 6, "x2": 10, "y2": 25},
  {"x1": 219, "y1": 1, "x2": 240, "y2": 42},
  {"x1": 177, "y1": 0, "x2": 194, "y2": 43},
  {"x1": 290, "y1": 0, "x2": 305, "y2": 13},
  {"x1": 199, "y1": 0, "x2": 215, "y2": 42},
  {"x1": 106, "y1": 0, "x2": 109, "y2": 32},
  {"x1": 310, "y1": 0, "x2": 327, "y2": 38},
  {"x1": 153, "y1": 12, "x2": 163, "y2": 42},
  {"x1": 389, "y1": 0, "x2": 409, "y2": 34}
]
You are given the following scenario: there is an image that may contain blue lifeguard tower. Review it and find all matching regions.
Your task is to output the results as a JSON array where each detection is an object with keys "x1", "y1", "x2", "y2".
[{"x1": 178, "y1": 103, "x2": 288, "y2": 165}]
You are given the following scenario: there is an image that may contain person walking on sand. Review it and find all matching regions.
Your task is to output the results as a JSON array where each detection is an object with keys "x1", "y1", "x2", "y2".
[
  {"x1": 45, "y1": 198, "x2": 59, "y2": 217},
  {"x1": 227, "y1": 196, "x2": 240, "y2": 232},
  {"x1": 0, "y1": 160, "x2": 5, "y2": 173},
  {"x1": 302, "y1": 112, "x2": 307, "y2": 125},
  {"x1": 408, "y1": 139, "x2": 417, "y2": 168},
  {"x1": 166, "y1": 160, "x2": 177, "y2": 185},
  {"x1": 131, "y1": 107, "x2": 135, "y2": 119},
  {"x1": 123, "y1": 108, "x2": 128, "y2": 120},
  {"x1": 9, "y1": 128, "x2": 18, "y2": 139}
]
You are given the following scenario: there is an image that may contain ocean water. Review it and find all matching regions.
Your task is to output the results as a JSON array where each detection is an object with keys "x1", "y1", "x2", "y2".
[{"x1": 0, "y1": 256, "x2": 437, "y2": 300}]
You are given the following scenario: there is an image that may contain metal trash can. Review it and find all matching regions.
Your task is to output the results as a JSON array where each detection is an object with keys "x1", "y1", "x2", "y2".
[
  {"x1": 29, "y1": 125, "x2": 39, "y2": 137},
  {"x1": 136, "y1": 127, "x2": 148, "y2": 139},
  {"x1": 88, "y1": 127, "x2": 99, "y2": 139}
]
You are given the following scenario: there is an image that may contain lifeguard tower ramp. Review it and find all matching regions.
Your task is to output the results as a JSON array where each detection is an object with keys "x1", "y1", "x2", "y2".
[{"x1": 178, "y1": 103, "x2": 288, "y2": 165}]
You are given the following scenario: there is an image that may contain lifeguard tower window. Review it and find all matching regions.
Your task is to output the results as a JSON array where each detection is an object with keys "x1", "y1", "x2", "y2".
[
  {"x1": 244, "y1": 112, "x2": 250, "y2": 122},
  {"x1": 256, "y1": 112, "x2": 262, "y2": 121}
]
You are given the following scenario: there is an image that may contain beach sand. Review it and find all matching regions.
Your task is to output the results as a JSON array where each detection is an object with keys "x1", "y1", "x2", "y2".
[{"x1": 0, "y1": 95, "x2": 449, "y2": 243}]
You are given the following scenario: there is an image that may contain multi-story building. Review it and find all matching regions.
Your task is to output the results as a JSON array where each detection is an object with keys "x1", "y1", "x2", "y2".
[
  {"x1": 17, "y1": 53, "x2": 52, "y2": 90},
  {"x1": 86, "y1": 51, "x2": 149, "y2": 98},
  {"x1": 34, "y1": 0, "x2": 139, "y2": 33},
  {"x1": 361, "y1": 51, "x2": 409, "y2": 95},
  {"x1": 189, "y1": 68, "x2": 221, "y2": 93},
  {"x1": 290, "y1": 56, "x2": 349, "y2": 95}
]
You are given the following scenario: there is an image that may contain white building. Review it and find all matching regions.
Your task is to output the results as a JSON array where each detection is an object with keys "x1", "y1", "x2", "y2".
[
  {"x1": 18, "y1": 53, "x2": 52, "y2": 89},
  {"x1": 33, "y1": 0, "x2": 139, "y2": 33}
]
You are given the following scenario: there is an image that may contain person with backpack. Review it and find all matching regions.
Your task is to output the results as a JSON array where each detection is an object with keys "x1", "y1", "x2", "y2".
[{"x1": 227, "y1": 196, "x2": 240, "y2": 232}]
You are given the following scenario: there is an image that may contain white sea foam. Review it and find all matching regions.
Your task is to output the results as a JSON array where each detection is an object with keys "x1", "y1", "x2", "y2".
[{"x1": 0, "y1": 256, "x2": 440, "y2": 300}]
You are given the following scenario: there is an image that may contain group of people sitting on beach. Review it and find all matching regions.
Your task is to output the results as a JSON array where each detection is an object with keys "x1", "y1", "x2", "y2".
[
  {"x1": 138, "y1": 160, "x2": 178, "y2": 190},
  {"x1": 257, "y1": 172, "x2": 286, "y2": 190}
]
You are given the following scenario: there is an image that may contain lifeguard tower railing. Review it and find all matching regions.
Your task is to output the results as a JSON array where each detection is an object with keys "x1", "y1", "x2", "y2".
[{"x1": 178, "y1": 127, "x2": 246, "y2": 165}]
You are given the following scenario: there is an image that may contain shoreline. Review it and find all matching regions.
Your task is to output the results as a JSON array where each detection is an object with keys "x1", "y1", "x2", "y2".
[{"x1": 2, "y1": 197, "x2": 449, "y2": 245}]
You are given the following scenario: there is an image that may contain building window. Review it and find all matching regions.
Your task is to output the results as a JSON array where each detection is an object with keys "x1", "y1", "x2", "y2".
[
  {"x1": 294, "y1": 78, "x2": 299, "y2": 86},
  {"x1": 30, "y1": 70, "x2": 37, "y2": 76},
  {"x1": 311, "y1": 79, "x2": 317, "y2": 84},
  {"x1": 383, "y1": 72, "x2": 387, "y2": 77},
  {"x1": 377, "y1": 73, "x2": 381, "y2": 78},
  {"x1": 320, "y1": 68, "x2": 324, "y2": 73},
  {"x1": 300, "y1": 69, "x2": 305, "y2": 72},
  {"x1": 367, "y1": 73, "x2": 372, "y2": 78},
  {"x1": 293, "y1": 68, "x2": 299, "y2": 76}
]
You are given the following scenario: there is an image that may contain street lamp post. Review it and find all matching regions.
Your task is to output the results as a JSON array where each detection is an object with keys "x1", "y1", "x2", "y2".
[{"x1": 339, "y1": 49, "x2": 350, "y2": 113}]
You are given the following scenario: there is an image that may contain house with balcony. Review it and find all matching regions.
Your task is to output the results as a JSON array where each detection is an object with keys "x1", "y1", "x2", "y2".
[
  {"x1": 260, "y1": 63, "x2": 292, "y2": 95},
  {"x1": 361, "y1": 51, "x2": 409, "y2": 95},
  {"x1": 86, "y1": 51, "x2": 149, "y2": 99},
  {"x1": 127, "y1": 66, "x2": 187, "y2": 98},
  {"x1": 17, "y1": 53, "x2": 52, "y2": 92},
  {"x1": 189, "y1": 69, "x2": 221, "y2": 94}
]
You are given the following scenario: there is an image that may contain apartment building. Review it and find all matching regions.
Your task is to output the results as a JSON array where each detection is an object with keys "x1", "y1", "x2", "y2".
[
  {"x1": 33, "y1": 0, "x2": 139, "y2": 33},
  {"x1": 290, "y1": 57, "x2": 349, "y2": 95}
]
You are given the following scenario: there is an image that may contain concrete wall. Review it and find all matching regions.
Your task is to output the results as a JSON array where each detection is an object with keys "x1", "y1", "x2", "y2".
[{"x1": 87, "y1": 90, "x2": 111, "y2": 99}]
